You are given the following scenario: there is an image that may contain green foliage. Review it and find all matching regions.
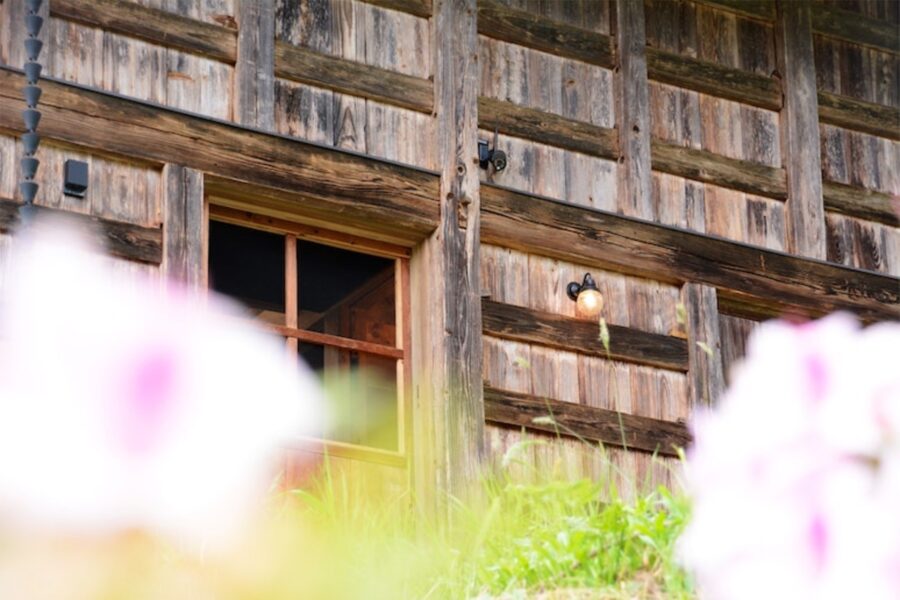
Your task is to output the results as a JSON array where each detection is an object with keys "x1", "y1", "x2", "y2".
[{"x1": 287, "y1": 447, "x2": 694, "y2": 599}]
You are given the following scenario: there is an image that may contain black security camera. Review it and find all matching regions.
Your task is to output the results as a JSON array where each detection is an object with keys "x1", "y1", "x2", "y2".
[{"x1": 478, "y1": 128, "x2": 507, "y2": 174}]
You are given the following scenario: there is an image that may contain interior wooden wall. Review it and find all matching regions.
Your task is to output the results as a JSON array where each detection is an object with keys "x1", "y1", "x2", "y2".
[{"x1": 0, "y1": 0, "x2": 896, "y2": 495}]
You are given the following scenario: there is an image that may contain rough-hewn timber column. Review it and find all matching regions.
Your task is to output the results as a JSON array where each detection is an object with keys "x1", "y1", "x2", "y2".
[
  {"x1": 235, "y1": 0, "x2": 275, "y2": 130},
  {"x1": 775, "y1": 0, "x2": 826, "y2": 259},
  {"x1": 412, "y1": 0, "x2": 484, "y2": 511},
  {"x1": 163, "y1": 164, "x2": 204, "y2": 291},
  {"x1": 680, "y1": 283, "x2": 726, "y2": 407},
  {"x1": 614, "y1": 0, "x2": 654, "y2": 220}
]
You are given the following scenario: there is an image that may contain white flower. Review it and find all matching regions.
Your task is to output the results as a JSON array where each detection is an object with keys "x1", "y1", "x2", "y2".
[
  {"x1": 0, "y1": 218, "x2": 322, "y2": 551},
  {"x1": 681, "y1": 313, "x2": 900, "y2": 600}
]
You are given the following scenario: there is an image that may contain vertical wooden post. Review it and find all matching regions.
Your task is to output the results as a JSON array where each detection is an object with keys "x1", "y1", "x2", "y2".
[
  {"x1": 285, "y1": 235, "x2": 298, "y2": 353},
  {"x1": 412, "y1": 0, "x2": 484, "y2": 511},
  {"x1": 775, "y1": 0, "x2": 826, "y2": 259},
  {"x1": 163, "y1": 164, "x2": 204, "y2": 290},
  {"x1": 613, "y1": 0, "x2": 654, "y2": 221},
  {"x1": 680, "y1": 283, "x2": 726, "y2": 408},
  {"x1": 235, "y1": 0, "x2": 275, "y2": 130}
]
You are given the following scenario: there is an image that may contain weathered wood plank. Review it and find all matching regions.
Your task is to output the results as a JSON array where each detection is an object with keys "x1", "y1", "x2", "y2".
[
  {"x1": 481, "y1": 299, "x2": 689, "y2": 372},
  {"x1": 50, "y1": 0, "x2": 237, "y2": 63},
  {"x1": 477, "y1": 0, "x2": 615, "y2": 69},
  {"x1": 412, "y1": 0, "x2": 484, "y2": 506},
  {"x1": 646, "y1": 47, "x2": 782, "y2": 111},
  {"x1": 483, "y1": 386, "x2": 691, "y2": 457},
  {"x1": 357, "y1": 0, "x2": 432, "y2": 19},
  {"x1": 817, "y1": 91, "x2": 900, "y2": 141},
  {"x1": 680, "y1": 283, "x2": 725, "y2": 407},
  {"x1": 236, "y1": 0, "x2": 275, "y2": 129},
  {"x1": 274, "y1": 40, "x2": 433, "y2": 114},
  {"x1": 651, "y1": 140, "x2": 787, "y2": 200},
  {"x1": 0, "y1": 67, "x2": 440, "y2": 245},
  {"x1": 615, "y1": 0, "x2": 654, "y2": 220},
  {"x1": 810, "y1": 3, "x2": 900, "y2": 54},
  {"x1": 480, "y1": 184, "x2": 900, "y2": 322},
  {"x1": 823, "y1": 180, "x2": 900, "y2": 227},
  {"x1": 775, "y1": 0, "x2": 826, "y2": 259},
  {"x1": 478, "y1": 96, "x2": 618, "y2": 160},
  {"x1": 691, "y1": 0, "x2": 776, "y2": 21},
  {"x1": 0, "y1": 198, "x2": 162, "y2": 264},
  {"x1": 163, "y1": 164, "x2": 204, "y2": 287}
]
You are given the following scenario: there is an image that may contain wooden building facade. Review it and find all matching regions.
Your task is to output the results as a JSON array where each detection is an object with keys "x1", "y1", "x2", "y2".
[{"x1": 0, "y1": 0, "x2": 898, "y2": 505}]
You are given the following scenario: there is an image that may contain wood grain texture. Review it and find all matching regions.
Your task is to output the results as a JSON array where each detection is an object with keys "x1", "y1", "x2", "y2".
[
  {"x1": 0, "y1": 68, "x2": 439, "y2": 245},
  {"x1": 810, "y1": 2, "x2": 900, "y2": 54},
  {"x1": 690, "y1": 0, "x2": 776, "y2": 21},
  {"x1": 163, "y1": 164, "x2": 204, "y2": 287},
  {"x1": 483, "y1": 386, "x2": 691, "y2": 457},
  {"x1": 480, "y1": 184, "x2": 900, "y2": 322},
  {"x1": 651, "y1": 140, "x2": 787, "y2": 200},
  {"x1": 615, "y1": 0, "x2": 654, "y2": 220},
  {"x1": 415, "y1": 0, "x2": 485, "y2": 504},
  {"x1": 50, "y1": 0, "x2": 238, "y2": 63},
  {"x1": 477, "y1": 0, "x2": 615, "y2": 68},
  {"x1": 775, "y1": 0, "x2": 827, "y2": 259},
  {"x1": 817, "y1": 91, "x2": 900, "y2": 141},
  {"x1": 481, "y1": 299, "x2": 689, "y2": 372},
  {"x1": 680, "y1": 283, "x2": 725, "y2": 407},
  {"x1": 646, "y1": 46, "x2": 782, "y2": 111},
  {"x1": 236, "y1": 0, "x2": 275, "y2": 129},
  {"x1": 478, "y1": 96, "x2": 618, "y2": 160},
  {"x1": 357, "y1": 0, "x2": 432, "y2": 19},
  {"x1": 823, "y1": 180, "x2": 899, "y2": 227},
  {"x1": 274, "y1": 40, "x2": 433, "y2": 113},
  {"x1": 0, "y1": 198, "x2": 162, "y2": 263}
]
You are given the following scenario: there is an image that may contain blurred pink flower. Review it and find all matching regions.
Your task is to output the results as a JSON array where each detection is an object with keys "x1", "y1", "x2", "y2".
[
  {"x1": 0, "y1": 219, "x2": 322, "y2": 551},
  {"x1": 681, "y1": 313, "x2": 900, "y2": 600}
]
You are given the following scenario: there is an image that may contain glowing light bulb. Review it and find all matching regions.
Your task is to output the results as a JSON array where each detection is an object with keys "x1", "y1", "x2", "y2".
[{"x1": 576, "y1": 288, "x2": 603, "y2": 317}]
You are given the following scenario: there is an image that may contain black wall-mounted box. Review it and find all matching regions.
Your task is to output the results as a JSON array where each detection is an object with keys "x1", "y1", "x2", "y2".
[{"x1": 63, "y1": 159, "x2": 88, "y2": 198}]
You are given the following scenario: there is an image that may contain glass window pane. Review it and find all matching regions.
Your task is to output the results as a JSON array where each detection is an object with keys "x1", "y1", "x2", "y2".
[
  {"x1": 297, "y1": 240, "x2": 395, "y2": 347},
  {"x1": 298, "y1": 342, "x2": 398, "y2": 452},
  {"x1": 208, "y1": 220, "x2": 285, "y2": 323}
]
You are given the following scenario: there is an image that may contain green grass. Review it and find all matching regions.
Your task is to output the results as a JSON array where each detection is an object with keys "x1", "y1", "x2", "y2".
[{"x1": 282, "y1": 442, "x2": 694, "y2": 599}]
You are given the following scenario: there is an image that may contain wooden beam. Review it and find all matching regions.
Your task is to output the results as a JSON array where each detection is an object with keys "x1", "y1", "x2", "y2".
[
  {"x1": 646, "y1": 47, "x2": 782, "y2": 111},
  {"x1": 270, "y1": 324, "x2": 404, "y2": 360},
  {"x1": 413, "y1": 0, "x2": 485, "y2": 506},
  {"x1": 483, "y1": 386, "x2": 691, "y2": 457},
  {"x1": 477, "y1": 0, "x2": 615, "y2": 69},
  {"x1": 478, "y1": 96, "x2": 618, "y2": 160},
  {"x1": 50, "y1": 0, "x2": 237, "y2": 63},
  {"x1": 775, "y1": 0, "x2": 827, "y2": 259},
  {"x1": 208, "y1": 205, "x2": 411, "y2": 258},
  {"x1": 680, "y1": 283, "x2": 726, "y2": 407},
  {"x1": 357, "y1": 0, "x2": 432, "y2": 19},
  {"x1": 690, "y1": 0, "x2": 775, "y2": 21},
  {"x1": 817, "y1": 91, "x2": 900, "y2": 141},
  {"x1": 163, "y1": 165, "x2": 204, "y2": 287},
  {"x1": 235, "y1": 0, "x2": 275, "y2": 129},
  {"x1": 0, "y1": 198, "x2": 162, "y2": 264},
  {"x1": 651, "y1": 141, "x2": 787, "y2": 200},
  {"x1": 274, "y1": 41, "x2": 433, "y2": 114},
  {"x1": 823, "y1": 181, "x2": 900, "y2": 227},
  {"x1": 482, "y1": 299, "x2": 688, "y2": 372},
  {"x1": 614, "y1": 0, "x2": 654, "y2": 220},
  {"x1": 0, "y1": 68, "x2": 440, "y2": 246},
  {"x1": 810, "y1": 3, "x2": 900, "y2": 54},
  {"x1": 480, "y1": 184, "x2": 900, "y2": 323}
]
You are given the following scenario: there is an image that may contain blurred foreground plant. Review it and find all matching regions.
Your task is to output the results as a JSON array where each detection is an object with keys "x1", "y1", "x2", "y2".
[{"x1": 681, "y1": 314, "x2": 900, "y2": 600}]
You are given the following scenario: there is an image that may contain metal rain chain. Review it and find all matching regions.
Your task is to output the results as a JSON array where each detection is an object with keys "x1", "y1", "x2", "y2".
[{"x1": 19, "y1": 0, "x2": 44, "y2": 227}]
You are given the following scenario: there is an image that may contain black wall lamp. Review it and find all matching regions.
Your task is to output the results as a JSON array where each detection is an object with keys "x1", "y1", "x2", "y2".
[{"x1": 566, "y1": 273, "x2": 603, "y2": 317}]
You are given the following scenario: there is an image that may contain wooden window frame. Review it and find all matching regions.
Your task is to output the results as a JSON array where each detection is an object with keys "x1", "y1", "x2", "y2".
[{"x1": 207, "y1": 204, "x2": 411, "y2": 468}]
